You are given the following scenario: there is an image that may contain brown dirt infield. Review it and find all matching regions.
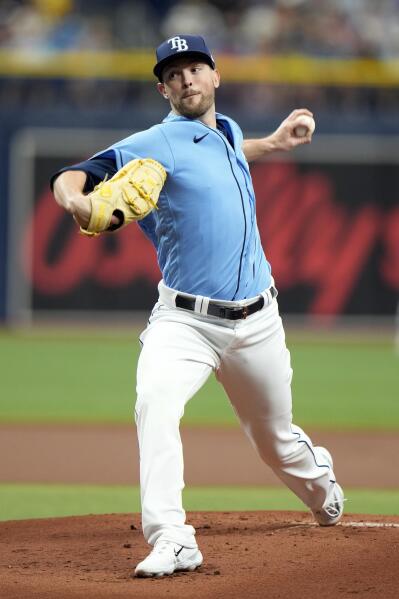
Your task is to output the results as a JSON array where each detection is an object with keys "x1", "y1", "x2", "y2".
[
  {"x1": 1, "y1": 425, "x2": 399, "y2": 597},
  {"x1": 2, "y1": 512, "x2": 399, "y2": 598},
  {"x1": 2, "y1": 425, "x2": 399, "y2": 487}
]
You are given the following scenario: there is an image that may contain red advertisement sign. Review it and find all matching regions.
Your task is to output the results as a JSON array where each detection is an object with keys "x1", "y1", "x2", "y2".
[{"x1": 17, "y1": 149, "x2": 399, "y2": 317}]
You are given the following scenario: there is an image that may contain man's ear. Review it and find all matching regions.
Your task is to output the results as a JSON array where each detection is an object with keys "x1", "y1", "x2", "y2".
[
  {"x1": 157, "y1": 82, "x2": 169, "y2": 99},
  {"x1": 213, "y1": 69, "x2": 221, "y2": 89}
]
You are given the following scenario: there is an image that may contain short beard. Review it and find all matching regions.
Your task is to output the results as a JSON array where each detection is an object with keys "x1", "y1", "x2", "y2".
[{"x1": 173, "y1": 91, "x2": 214, "y2": 120}]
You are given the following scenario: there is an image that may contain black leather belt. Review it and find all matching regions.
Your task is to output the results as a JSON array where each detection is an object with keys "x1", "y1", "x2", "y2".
[{"x1": 175, "y1": 286, "x2": 277, "y2": 320}]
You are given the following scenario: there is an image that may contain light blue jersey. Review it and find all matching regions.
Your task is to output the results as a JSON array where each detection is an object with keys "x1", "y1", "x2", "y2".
[{"x1": 96, "y1": 112, "x2": 272, "y2": 300}]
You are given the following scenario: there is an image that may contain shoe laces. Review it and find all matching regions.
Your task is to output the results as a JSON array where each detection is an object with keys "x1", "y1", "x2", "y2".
[
  {"x1": 324, "y1": 502, "x2": 341, "y2": 518},
  {"x1": 324, "y1": 493, "x2": 346, "y2": 518}
]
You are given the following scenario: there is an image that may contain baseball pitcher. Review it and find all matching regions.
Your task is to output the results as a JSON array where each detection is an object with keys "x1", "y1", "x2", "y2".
[{"x1": 52, "y1": 34, "x2": 344, "y2": 578}]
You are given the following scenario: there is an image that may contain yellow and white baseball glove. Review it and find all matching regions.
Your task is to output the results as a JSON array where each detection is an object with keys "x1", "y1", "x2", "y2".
[{"x1": 80, "y1": 158, "x2": 167, "y2": 237}]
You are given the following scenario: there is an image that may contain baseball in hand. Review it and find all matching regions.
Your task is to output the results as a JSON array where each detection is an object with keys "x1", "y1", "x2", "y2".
[{"x1": 294, "y1": 115, "x2": 315, "y2": 138}]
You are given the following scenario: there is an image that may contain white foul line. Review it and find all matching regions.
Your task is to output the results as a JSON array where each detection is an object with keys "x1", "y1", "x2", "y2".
[
  {"x1": 295, "y1": 521, "x2": 399, "y2": 529},
  {"x1": 339, "y1": 521, "x2": 399, "y2": 528}
]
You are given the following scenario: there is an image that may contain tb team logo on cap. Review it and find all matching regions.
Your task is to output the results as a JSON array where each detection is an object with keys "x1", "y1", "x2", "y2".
[
  {"x1": 168, "y1": 36, "x2": 189, "y2": 52},
  {"x1": 153, "y1": 34, "x2": 216, "y2": 80}
]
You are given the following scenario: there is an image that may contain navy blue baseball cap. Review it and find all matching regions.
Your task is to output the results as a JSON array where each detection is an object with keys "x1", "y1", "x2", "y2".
[{"x1": 153, "y1": 35, "x2": 215, "y2": 81}]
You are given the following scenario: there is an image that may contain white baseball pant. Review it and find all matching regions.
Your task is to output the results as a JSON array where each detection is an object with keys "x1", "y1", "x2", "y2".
[{"x1": 135, "y1": 280, "x2": 336, "y2": 548}]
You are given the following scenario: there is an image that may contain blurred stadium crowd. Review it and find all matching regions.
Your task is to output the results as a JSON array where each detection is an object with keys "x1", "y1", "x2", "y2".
[
  {"x1": 0, "y1": 0, "x2": 398, "y2": 119},
  {"x1": 2, "y1": 0, "x2": 399, "y2": 57}
]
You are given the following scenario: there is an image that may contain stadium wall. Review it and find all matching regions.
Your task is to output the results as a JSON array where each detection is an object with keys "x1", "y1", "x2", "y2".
[{"x1": 2, "y1": 113, "x2": 398, "y2": 324}]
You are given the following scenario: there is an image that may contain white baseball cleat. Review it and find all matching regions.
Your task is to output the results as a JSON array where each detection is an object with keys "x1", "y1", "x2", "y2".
[
  {"x1": 312, "y1": 447, "x2": 345, "y2": 526},
  {"x1": 134, "y1": 540, "x2": 203, "y2": 578}
]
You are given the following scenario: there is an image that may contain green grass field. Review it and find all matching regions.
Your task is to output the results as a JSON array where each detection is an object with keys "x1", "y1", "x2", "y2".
[
  {"x1": 1, "y1": 327, "x2": 398, "y2": 521},
  {"x1": 0, "y1": 328, "x2": 398, "y2": 429},
  {"x1": 1, "y1": 484, "x2": 398, "y2": 521}
]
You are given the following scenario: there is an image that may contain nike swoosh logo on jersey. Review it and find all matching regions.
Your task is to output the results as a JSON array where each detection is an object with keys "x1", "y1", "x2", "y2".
[{"x1": 193, "y1": 133, "x2": 209, "y2": 144}]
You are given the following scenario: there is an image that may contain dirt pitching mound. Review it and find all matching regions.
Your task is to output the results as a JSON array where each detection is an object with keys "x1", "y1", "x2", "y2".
[{"x1": 1, "y1": 511, "x2": 399, "y2": 599}]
